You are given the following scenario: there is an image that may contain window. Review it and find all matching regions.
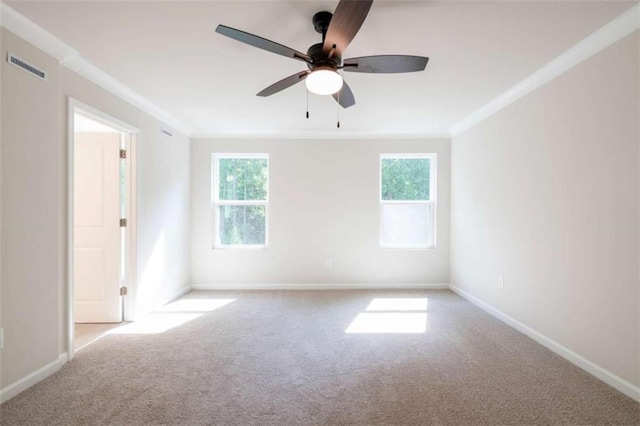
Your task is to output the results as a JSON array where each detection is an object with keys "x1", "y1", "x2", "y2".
[
  {"x1": 380, "y1": 154, "x2": 436, "y2": 248},
  {"x1": 212, "y1": 154, "x2": 268, "y2": 248}
]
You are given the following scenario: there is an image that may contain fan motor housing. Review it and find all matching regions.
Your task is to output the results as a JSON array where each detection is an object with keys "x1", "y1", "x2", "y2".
[{"x1": 307, "y1": 43, "x2": 341, "y2": 71}]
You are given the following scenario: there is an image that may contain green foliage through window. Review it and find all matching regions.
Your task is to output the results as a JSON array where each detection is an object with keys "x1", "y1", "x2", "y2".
[
  {"x1": 218, "y1": 158, "x2": 268, "y2": 201},
  {"x1": 381, "y1": 158, "x2": 430, "y2": 201},
  {"x1": 218, "y1": 205, "x2": 266, "y2": 245},
  {"x1": 215, "y1": 156, "x2": 268, "y2": 246}
]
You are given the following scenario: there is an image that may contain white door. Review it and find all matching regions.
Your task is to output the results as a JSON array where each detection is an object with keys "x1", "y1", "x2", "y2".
[{"x1": 74, "y1": 132, "x2": 122, "y2": 323}]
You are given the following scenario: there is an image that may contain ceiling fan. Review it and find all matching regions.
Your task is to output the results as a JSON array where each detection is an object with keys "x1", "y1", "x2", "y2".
[{"x1": 215, "y1": 0, "x2": 429, "y2": 109}]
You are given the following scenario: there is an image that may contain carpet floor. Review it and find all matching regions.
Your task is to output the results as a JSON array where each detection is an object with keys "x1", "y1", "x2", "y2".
[{"x1": 1, "y1": 290, "x2": 638, "y2": 425}]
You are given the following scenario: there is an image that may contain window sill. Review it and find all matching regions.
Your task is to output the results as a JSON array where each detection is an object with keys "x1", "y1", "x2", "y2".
[
  {"x1": 380, "y1": 245, "x2": 436, "y2": 251},
  {"x1": 212, "y1": 245, "x2": 269, "y2": 250}
]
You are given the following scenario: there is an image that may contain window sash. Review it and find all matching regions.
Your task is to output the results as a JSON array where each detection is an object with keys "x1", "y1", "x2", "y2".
[
  {"x1": 213, "y1": 154, "x2": 269, "y2": 203},
  {"x1": 379, "y1": 201, "x2": 435, "y2": 249},
  {"x1": 380, "y1": 201, "x2": 434, "y2": 206},
  {"x1": 213, "y1": 203, "x2": 269, "y2": 248},
  {"x1": 379, "y1": 154, "x2": 437, "y2": 249},
  {"x1": 378, "y1": 200, "x2": 431, "y2": 205},
  {"x1": 215, "y1": 200, "x2": 267, "y2": 206},
  {"x1": 212, "y1": 154, "x2": 269, "y2": 248}
]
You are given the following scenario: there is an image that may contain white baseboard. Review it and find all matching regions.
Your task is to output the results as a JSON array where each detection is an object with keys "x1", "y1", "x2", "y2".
[
  {"x1": 191, "y1": 283, "x2": 450, "y2": 291},
  {"x1": 449, "y1": 285, "x2": 640, "y2": 402},
  {"x1": 0, "y1": 352, "x2": 68, "y2": 404}
]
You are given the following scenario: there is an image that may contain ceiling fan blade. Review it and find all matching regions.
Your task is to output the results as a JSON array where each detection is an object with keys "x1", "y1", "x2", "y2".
[
  {"x1": 343, "y1": 55, "x2": 429, "y2": 73},
  {"x1": 332, "y1": 80, "x2": 355, "y2": 108},
  {"x1": 323, "y1": 0, "x2": 373, "y2": 56},
  {"x1": 216, "y1": 25, "x2": 310, "y2": 63},
  {"x1": 257, "y1": 71, "x2": 309, "y2": 97}
]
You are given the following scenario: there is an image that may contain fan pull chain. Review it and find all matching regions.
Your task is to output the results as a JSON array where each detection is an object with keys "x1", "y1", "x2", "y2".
[
  {"x1": 306, "y1": 89, "x2": 310, "y2": 119},
  {"x1": 337, "y1": 91, "x2": 341, "y2": 128}
]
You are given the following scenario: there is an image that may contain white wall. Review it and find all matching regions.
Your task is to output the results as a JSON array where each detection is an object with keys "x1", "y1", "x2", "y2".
[
  {"x1": 191, "y1": 138, "x2": 450, "y2": 286},
  {"x1": 0, "y1": 28, "x2": 191, "y2": 392},
  {"x1": 1, "y1": 28, "x2": 61, "y2": 388},
  {"x1": 451, "y1": 32, "x2": 639, "y2": 387},
  {"x1": 61, "y1": 68, "x2": 191, "y2": 319}
]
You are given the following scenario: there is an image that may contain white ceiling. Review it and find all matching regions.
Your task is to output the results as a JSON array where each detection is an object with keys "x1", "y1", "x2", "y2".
[{"x1": 7, "y1": 1, "x2": 635, "y2": 136}]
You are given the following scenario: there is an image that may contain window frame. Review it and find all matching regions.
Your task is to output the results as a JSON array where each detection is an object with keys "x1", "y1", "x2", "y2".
[
  {"x1": 379, "y1": 153, "x2": 437, "y2": 250},
  {"x1": 211, "y1": 153, "x2": 269, "y2": 249}
]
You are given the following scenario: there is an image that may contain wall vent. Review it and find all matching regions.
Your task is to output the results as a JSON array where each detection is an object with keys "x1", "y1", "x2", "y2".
[
  {"x1": 7, "y1": 52, "x2": 46, "y2": 81},
  {"x1": 161, "y1": 128, "x2": 173, "y2": 137}
]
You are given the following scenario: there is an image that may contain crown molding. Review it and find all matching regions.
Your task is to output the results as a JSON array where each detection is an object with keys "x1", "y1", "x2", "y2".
[
  {"x1": 0, "y1": 2, "x2": 446, "y2": 141},
  {"x1": 61, "y1": 55, "x2": 192, "y2": 136},
  {"x1": 450, "y1": 3, "x2": 640, "y2": 137},
  {"x1": 4, "y1": 2, "x2": 637, "y2": 141},
  {"x1": 0, "y1": 2, "x2": 193, "y2": 137},
  {"x1": 0, "y1": 2, "x2": 77, "y2": 61},
  {"x1": 190, "y1": 130, "x2": 452, "y2": 140}
]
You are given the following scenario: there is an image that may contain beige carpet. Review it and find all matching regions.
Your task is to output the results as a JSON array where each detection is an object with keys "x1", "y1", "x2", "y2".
[{"x1": 1, "y1": 290, "x2": 638, "y2": 425}]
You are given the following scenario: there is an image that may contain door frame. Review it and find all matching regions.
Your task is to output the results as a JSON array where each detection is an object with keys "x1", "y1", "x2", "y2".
[{"x1": 67, "y1": 97, "x2": 139, "y2": 360}]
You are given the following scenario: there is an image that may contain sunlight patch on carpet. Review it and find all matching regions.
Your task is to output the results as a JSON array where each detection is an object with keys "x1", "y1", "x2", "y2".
[
  {"x1": 159, "y1": 298, "x2": 236, "y2": 313},
  {"x1": 108, "y1": 313, "x2": 202, "y2": 334},
  {"x1": 346, "y1": 312, "x2": 427, "y2": 333},
  {"x1": 347, "y1": 297, "x2": 428, "y2": 333},
  {"x1": 366, "y1": 298, "x2": 428, "y2": 312},
  {"x1": 108, "y1": 298, "x2": 236, "y2": 334}
]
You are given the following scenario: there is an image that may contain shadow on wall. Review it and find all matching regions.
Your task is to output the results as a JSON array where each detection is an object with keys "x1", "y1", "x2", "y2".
[
  {"x1": 135, "y1": 174, "x2": 190, "y2": 316},
  {"x1": 137, "y1": 230, "x2": 166, "y2": 316},
  {"x1": 135, "y1": 124, "x2": 189, "y2": 315}
]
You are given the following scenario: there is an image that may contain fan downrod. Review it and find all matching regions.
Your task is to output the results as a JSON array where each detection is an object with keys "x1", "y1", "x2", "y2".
[{"x1": 309, "y1": 11, "x2": 340, "y2": 69}]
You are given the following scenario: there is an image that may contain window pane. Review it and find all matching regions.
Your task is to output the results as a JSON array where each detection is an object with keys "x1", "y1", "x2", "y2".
[
  {"x1": 218, "y1": 205, "x2": 266, "y2": 245},
  {"x1": 381, "y1": 158, "x2": 430, "y2": 201},
  {"x1": 218, "y1": 158, "x2": 268, "y2": 201},
  {"x1": 381, "y1": 203, "x2": 432, "y2": 246}
]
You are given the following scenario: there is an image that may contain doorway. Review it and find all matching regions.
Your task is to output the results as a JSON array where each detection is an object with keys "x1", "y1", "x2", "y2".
[{"x1": 67, "y1": 99, "x2": 138, "y2": 357}]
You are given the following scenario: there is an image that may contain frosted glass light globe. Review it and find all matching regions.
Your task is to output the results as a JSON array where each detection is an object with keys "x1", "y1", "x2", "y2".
[{"x1": 306, "y1": 69, "x2": 343, "y2": 95}]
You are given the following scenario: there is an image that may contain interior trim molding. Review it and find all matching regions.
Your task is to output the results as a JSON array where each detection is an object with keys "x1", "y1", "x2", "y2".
[
  {"x1": 61, "y1": 56, "x2": 193, "y2": 136},
  {"x1": 0, "y1": 3, "x2": 193, "y2": 137},
  {"x1": 0, "y1": 353, "x2": 68, "y2": 404},
  {"x1": 190, "y1": 130, "x2": 453, "y2": 140},
  {"x1": 191, "y1": 283, "x2": 450, "y2": 291},
  {"x1": 0, "y1": 3, "x2": 77, "y2": 60},
  {"x1": 449, "y1": 285, "x2": 640, "y2": 402},
  {"x1": 3, "y1": 3, "x2": 639, "y2": 140},
  {"x1": 450, "y1": 3, "x2": 640, "y2": 137}
]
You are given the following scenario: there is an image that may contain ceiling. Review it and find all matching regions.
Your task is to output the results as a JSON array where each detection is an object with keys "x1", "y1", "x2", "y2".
[{"x1": 7, "y1": 1, "x2": 635, "y2": 136}]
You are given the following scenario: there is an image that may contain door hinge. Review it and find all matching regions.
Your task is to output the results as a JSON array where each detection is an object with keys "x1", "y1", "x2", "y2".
[
  {"x1": 120, "y1": 218, "x2": 127, "y2": 227},
  {"x1": 120, "y1": 149, "x2": 127, "y2": 159},
  {"x1": 120, "y1": 287, "x2": 128, "y2": 296}
]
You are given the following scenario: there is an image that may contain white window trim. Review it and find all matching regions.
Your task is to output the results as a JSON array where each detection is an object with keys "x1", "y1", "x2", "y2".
[
  {"x1": 379, "y1": 153, "x2": 437, "y2": 250},
  {"x1": 212, "y1": 153, "x2": 269, "y2": 249}
]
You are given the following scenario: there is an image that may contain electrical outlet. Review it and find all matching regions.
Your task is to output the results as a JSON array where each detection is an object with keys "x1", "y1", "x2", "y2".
[
  {"x1": 498, "y1": 277, "x2": 505, "y2": 290},
  {"x1": 326, "y1": 259, "x2": 333, "y2": 268}
]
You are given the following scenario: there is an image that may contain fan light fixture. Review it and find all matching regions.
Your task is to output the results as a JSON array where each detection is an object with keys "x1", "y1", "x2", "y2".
[
  {"x1": 216, "y1": 0, "x2": 430, "y2": 111},
  {"x1": 306, "y1": 68, "x2": 343, "y2": 95}
]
